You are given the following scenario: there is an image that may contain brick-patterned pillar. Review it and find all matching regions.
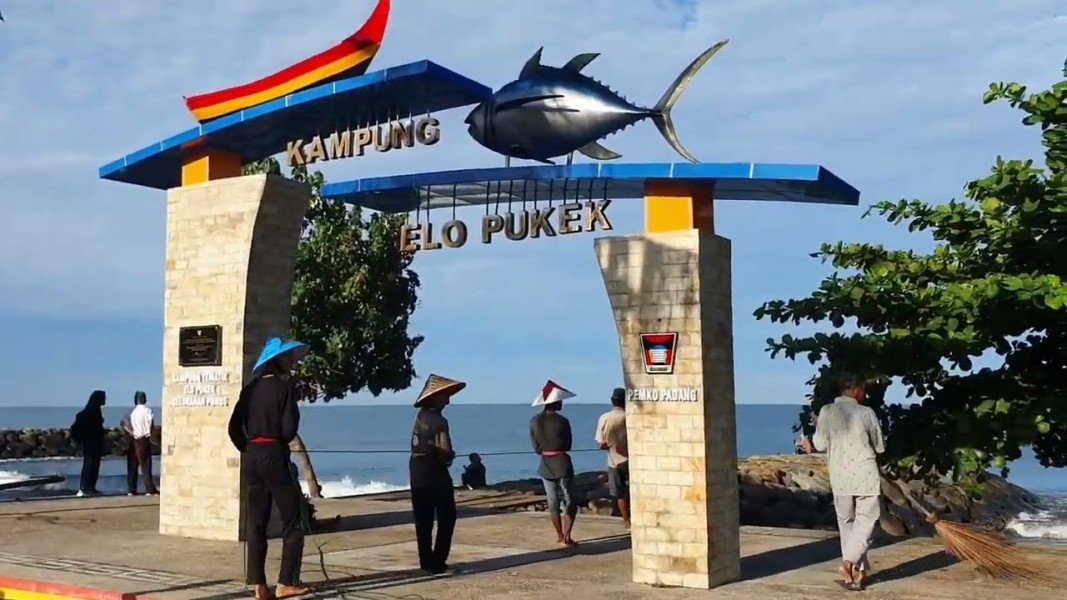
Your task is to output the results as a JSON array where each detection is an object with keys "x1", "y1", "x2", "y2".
[
  {"x1": 593, "y1": 181, "x2": 741, "y2": 589},
  {"x1": 160, "y1": 174, "x2": 310, "y2": 540}
]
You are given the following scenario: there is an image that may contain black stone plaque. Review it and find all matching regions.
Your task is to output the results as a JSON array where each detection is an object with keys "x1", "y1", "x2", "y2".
[{"x1": 178, "y1": 325, "x2": 222, "y2": 367}]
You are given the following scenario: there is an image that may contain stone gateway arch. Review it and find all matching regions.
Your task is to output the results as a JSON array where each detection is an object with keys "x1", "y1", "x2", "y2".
[{"x1": 97, "y1": 6, "x2": 859, "y2": 589}]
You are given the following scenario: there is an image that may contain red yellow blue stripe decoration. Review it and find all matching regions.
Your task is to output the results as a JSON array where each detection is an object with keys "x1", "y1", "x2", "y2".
[{"x1": 183, "y1": 0, "x2": 390, "y2": 123}]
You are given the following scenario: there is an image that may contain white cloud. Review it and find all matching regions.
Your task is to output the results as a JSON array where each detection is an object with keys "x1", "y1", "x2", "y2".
[{"x1": 0, "y1": 0, "x2": 1064, "y2": 404}]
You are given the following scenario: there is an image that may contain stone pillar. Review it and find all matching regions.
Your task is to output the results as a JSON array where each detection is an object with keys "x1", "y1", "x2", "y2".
[
  {"x1": 159, "y1": 174, "x2": 310, "y2": 540},
  {"x1": 593, "y1": 181, "x2": 741, "y2": 589}
]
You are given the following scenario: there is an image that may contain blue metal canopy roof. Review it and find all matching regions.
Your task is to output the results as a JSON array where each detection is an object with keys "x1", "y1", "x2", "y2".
[
  {"x1": 322, "y1": 162, "x2": 861, "y2": 213},
  {"x1": 97, "y1": 60, "x2": 492, "y2": 190}
]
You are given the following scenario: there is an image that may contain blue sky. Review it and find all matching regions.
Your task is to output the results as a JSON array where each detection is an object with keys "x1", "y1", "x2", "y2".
[{"x1": 0, "y1": 0, "x2": 1064, "y2": 407}]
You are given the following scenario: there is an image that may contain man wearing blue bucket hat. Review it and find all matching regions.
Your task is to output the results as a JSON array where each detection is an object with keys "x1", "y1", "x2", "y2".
[{"x1": 228, "y1": 336, "x2": 311, "y2": 600}]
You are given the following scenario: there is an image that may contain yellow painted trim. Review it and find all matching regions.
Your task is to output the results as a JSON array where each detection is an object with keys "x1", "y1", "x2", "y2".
[
  {"x1": 0, "y1": 587, "x2": 79, "y2": 600},
  {"x1": 644, "y1": 180, "x2": 715, "y2": 234},
  {"x1": 181, "y1": 148, "x2": 243, "y2": 187},
  {"x1": 191, "y1": 45, "x2": 380, "y2": 122}
]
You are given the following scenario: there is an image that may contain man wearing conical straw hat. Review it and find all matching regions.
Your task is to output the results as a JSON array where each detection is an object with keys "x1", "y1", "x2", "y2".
[
  {"x1": 409, "y1": 373, "x2": 464, "y2": 575},
  {"x1": 227, "y1": 336, "x2": 312, "y2": 600},
  {"x1": 529, "y1": 380, "x2": 580, "y2": 548}
]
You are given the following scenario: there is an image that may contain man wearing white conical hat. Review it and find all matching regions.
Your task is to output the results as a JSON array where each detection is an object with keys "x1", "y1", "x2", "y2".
[
  {"x1": 529, "y1": 380, "x2": 580, "y2": 548},
  {"x1": 409, "y1": 373, "x2": 465, "y2": 575}
]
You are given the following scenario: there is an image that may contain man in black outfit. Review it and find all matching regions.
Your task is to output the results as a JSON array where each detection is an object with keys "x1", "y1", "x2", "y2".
[
  {"x1": 409, "y1": 374, "x2": 465, "y2": 575},
  {"x1": 228, "y1": 336, "x2": 311, "y2": 600}
]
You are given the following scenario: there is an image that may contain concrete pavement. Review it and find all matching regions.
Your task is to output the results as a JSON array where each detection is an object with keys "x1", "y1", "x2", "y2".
[{"x1": 0, "y1": 492, "x2": 1062, "y2": 600}]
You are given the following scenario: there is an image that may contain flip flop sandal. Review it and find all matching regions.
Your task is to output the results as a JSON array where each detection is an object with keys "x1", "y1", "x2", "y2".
[{"x1": 854, "y1": 574, "x2": 868, "y2": 591}]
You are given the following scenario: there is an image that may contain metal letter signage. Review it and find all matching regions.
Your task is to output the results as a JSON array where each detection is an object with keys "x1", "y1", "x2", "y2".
[
  {"x1": 626, "y1": 387, "x2": 700, "y2": 403},
  {"x1": 400, "y1": 199, "x2": 613, "y2": 253},
  {"x1": 171, "y1": 369, "x2": 230, "y2": 407},
  {"x1": 640, "y1": 332, "x2": 678, "y2": 375},
  {"x1": 286, "y1": 115, "x2": 440, "y2": 167}
]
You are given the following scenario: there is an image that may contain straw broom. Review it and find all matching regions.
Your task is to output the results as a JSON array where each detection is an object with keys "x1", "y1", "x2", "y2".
[{"x1": 882, "y1": 474, "x2": 1055, "y2": 582}]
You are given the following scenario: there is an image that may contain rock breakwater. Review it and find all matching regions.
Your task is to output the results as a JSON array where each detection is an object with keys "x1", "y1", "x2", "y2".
[
  {"x1": 0, "y1": 427, "x2": 161, "y2": 459},
  {"x1": 488, "y1": 454, "x2": 1044, "y2": 536}
]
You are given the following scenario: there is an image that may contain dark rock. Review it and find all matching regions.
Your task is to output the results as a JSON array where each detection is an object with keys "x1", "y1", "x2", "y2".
[
  {"x1": 879, "y1": 511, "x2": 909, "y2": 537},
  {"x1": 924, "y1": 491, "x2": 950, "y2": 514},
  {"x1": 0, "y1": 427, "x2": 162, "y2": 459},
  {"x1": 880, "y1": 477, "x2": 911, "y2": 508},
  {"x1": 587, "y1": 498, "x2": 617, "y2": 516}
]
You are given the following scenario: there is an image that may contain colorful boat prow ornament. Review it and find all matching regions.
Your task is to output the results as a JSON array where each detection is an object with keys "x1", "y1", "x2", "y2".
[{"x1": 183, "y1": 0, "x2": 390, "y2": 123}]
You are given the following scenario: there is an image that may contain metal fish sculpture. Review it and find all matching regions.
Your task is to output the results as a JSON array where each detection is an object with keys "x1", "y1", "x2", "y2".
[{"x1": 465, "y1": 40, "x2": 729, "y2": 164}]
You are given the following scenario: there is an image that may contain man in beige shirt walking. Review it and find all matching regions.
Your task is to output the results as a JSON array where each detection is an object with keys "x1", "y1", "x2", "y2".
[{"x1": 798, "y1": 373, "x2": 885, "y2": 591}]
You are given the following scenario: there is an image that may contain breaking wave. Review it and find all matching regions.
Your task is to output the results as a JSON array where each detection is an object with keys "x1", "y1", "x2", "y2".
[{"x1": 1, "y1": 463, "x2": 406, "y2": 500}]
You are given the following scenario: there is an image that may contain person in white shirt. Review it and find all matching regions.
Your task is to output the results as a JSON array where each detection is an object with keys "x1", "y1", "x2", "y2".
[
  {"x1": 798, "y1": 373, "x2": 886, "y2": 591},
  {"x1": 594, "y1": 388, "x2": 630, "y2": 527},
  {"x1": 122, "y1": 391, "x2": 159, "y2": 495}
]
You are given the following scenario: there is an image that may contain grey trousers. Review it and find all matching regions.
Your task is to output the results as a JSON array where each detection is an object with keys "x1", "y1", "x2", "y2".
[{"x1": 833, "y1": 495, "x2": 880, "y2": 571}]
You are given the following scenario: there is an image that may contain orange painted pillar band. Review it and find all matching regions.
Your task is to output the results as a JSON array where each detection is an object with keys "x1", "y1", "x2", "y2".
[
  {"x1": 181, "y1": 148, "x2": 243, "y2": 187},
  {"x1": 644, "y1": 180, "x2": 715, "y2": 234}
]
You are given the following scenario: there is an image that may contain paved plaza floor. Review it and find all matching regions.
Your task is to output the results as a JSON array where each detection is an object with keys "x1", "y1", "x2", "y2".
[{"x1": 0, "y1": 493, "x2": 1063, "y2": 600}]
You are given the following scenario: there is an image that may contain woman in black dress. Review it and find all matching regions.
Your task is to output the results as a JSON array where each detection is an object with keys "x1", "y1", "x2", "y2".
[{"x1": 71, "y1": 390, "x2": 106, "y2": 496}]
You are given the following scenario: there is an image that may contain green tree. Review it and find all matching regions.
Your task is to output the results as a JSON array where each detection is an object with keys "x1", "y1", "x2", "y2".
[
  {"x1": 243, "y1": 158, "x2": 424, "y2": 495},
  {"x1": 754, "y1": 70, "x2": 1066, "y2": 493}
]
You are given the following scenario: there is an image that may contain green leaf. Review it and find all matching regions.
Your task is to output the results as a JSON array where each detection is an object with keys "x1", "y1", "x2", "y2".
[{"x1": 1003, "y1": 276, "x2": 1024, "y2": 291}]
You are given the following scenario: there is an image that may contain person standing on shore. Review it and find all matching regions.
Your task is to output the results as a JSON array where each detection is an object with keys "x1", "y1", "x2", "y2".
[
  {"x1": 409, "y1": 374, "x2": 464, "y2": 575},
  {"x1": 122, "y1": 391, "x2": 159, "y2": 496},
  {"x1": 530, "y1": 380, "x2": 579, "y2": 548},
  {"x1": 228, "y1": 337, "x2": 311, "y2": 600},
  {"x1": 797, "y1": 373, "x2": 886, "y2": 591},
  {"x1": 71, "y1": 390, "x2": 106, "y2": 497},
  {"x1": 595, "y1": 387, "x2": 630, "y2": 528}
]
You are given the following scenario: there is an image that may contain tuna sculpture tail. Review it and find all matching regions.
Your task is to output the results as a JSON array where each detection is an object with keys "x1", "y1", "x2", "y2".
[{"x1": 650, "y1": 39, "x2": 730, "y2": 164}]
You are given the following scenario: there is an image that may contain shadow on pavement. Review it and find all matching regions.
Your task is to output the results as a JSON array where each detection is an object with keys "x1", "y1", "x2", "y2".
[
  {"x1": 740, "y1": 533, "x2": 910, "y2": 581},
  {"x1": 868, "y1": 550, "x2": 958, "y2": 585},
  {"x1": 140, "y1": 534, "x2": 630, "y2": 600},
  {"x1": 310, "y1": 504, "x2": 504, "y2": 535}
]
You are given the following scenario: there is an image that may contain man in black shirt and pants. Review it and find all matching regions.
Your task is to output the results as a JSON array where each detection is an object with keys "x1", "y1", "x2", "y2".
[
  {"x1": 228, "y1": 337, "x2": 311, "y2": 600},
  {"x1": 409, "y1": 374, "x2": 465, "y2": 575}
]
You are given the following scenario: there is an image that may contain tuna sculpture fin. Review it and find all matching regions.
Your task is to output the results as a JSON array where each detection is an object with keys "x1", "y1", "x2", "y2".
[
  {"x1": 494, "y1": 94, "x2": 567, "y2": 113},
  {"x1": 520, "y1": 47, "x2": 544, "y2": 79},
  {"x1": 649, "y1": 39, "x2": 730, "y2": 164},
  {"x1": 562, "y1": 53, "x2": 599, "y2": 73},
  {"x1": 577, "y1": 141, "x2": 622, "y2": 161}
]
